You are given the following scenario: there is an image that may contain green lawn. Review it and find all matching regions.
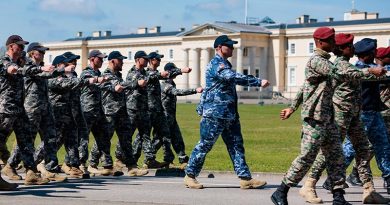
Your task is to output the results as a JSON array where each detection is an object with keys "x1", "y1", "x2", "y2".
[{"x1": 5, "y1": 104, "x2": 381, "y2": 176}]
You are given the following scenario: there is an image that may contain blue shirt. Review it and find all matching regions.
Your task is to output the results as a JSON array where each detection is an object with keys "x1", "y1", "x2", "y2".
[{"x1": 197, "y1": 54, "x2": 262, "y2": 120}]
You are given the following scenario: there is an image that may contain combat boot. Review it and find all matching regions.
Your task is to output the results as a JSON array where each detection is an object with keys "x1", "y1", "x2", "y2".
[
  {"x1": 61, "y1": 163, "x2": 71, "y2": 174},
  {"x1": 299, "y1": 177, "x2": 323, "y2": 203},
  {"x1": 114, "y1": 159, "x2": 125, "y2": 171},
  {"x1": 362, "y1": 181, "x2": 389, "y2": 204},
  {"x1": 87, "y1": 165, "x2": 101, "y2": 176},
  {"x1": 37, "y1": 163, "x2": 67, "y2": 182},
  {"x1": 144, "y1": 159, "x2": 169, "y2": 169},
  {"x1": 184, "y1": 175, "x2": 203, "y2": 189},
  {"x1": 271, "y1": 183, "x2": 289, "y2": 205},
  {"x1": 346, "y1": 167, "x2": 362, "y2": 186},
  {"x1": 68, "y1": 167, "x2": 83, "y2": 178},
  {"x1": 101, "y1": 166, "x2": 123, "y2": 176},
  {"x1": 0, "y1": 174, "x2": 18, "y2": 190},
  {"x1": 24, "y1": 169, "x2": 50, "y2": 185},
  {"x1": 79, "y1": 163, "x2": 90, "y2": 179},
  {"x1": 1, "y1": 164, "x2": 22, "y2": 180},
  {"x1": 179, "y1": 162, "x2": 188, "y2": 170},
  {"x1": 332, "y1": 189, "x2": 351, "y2": 205},
  {"x1": 385, "y1": 176, "x2": 390, "y2": 194},
  {"x1": 240, "y1": 177, "x2": 267, "y2": 189},
  {"x1": 127, "y1": 165, "x2": 148, "y2": 176}
]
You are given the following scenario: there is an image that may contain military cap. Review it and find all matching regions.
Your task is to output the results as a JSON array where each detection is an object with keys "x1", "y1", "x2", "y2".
[
  {"x1": 376, "y1": 47, "x2": 390, "y2": 58},
  {"x1": 164, "y1": 62, "x2": 178, "y2": 71},
  {"x1": 148, "y1": 51, "x2": 164, "y2": 59},
  {"x1": 108, "y1": 51, "x2": 127, "y2": 60},
  {"x1": 6, "y1": 35, "x2": 29, "y2": 46},
  {"x1": 27, "y1": 42, "x2": 49, "y2": 53},
  {"x1": 134, "y1": 50, "x2": 150, "y2": 59},
  {"x1": 213, "y1": 35, "x2": 238, "y2": 48},
  {"x1": 89, "y1": 50, "x2": 107, "y2": 59},
  {"x1": 62, "y1": 51, "x2": 80, "y2": 62},
  {"x1": 335, "y1": 33, "x2": 354, "y2": 46},
  {"x1": 313, "y1": 27, "x2": 335, "y2": 40},
  {"x1": 52, "y1": 55, "x2": 66, "y2": 66},
  {"x1": 354, "y1": 38, "x2": 377, "y2": 55}
]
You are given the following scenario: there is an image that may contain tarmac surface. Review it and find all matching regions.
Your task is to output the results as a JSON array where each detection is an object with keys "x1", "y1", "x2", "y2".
[{"x1": 0, "y1": 169, "x2": 389, "y2": 205}]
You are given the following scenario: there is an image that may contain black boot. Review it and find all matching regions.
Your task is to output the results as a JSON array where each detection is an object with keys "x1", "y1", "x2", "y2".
[
  {"x1": 385, "y1": 176, "x2": 390, "y2": 194},
  {"x1": 271, "y1": 183, "x2": 289, "y2": 205},
  {"x1": 332, "y1": 189, "x2": 351, "y2": 205},
  {"x1": 322, "y1": 177, "x2": 331, "y2": 191},
  {"x1": 346, "y1": 167, "x2": 362, "y2": 186}
]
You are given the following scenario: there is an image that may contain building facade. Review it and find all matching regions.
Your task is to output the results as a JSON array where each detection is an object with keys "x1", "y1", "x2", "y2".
[{"x1": 43, "y1": 11, "x2": 390, "y2": 99}]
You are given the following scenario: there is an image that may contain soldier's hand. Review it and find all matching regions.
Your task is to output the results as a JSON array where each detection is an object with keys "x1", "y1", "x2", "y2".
[
  {"x1": 280, "y1": 108, "x2": 294, "y2": 120},
  {"x1": 115, "y1": 84, "x2": 124, "y2": 93},
  {"x1": 261, "y1": 79, "x2": 270, "y2": 88},
  {"x1": 138, "y1": 79, "x2": 147, "y2": 87},
  {"x1": 196, "y1": 87, "x2": 203, "y2": 93},
  {"x1": 88, "y1": 77, "x2": 97, "y2": 84},
  {"x1": 64, "y1": 65, "x2": 75, "y2": 73},
  {"x1": 7, "y1": 65, "x2": 18, "y2": 74},
  {"x1": 181, "y1": 67, "x2": 192, "y2": 73},
  {"x1": 369, "y1": 67, "x2": 387, "y2": 77},
  {"x1": 160, "y1": 71, "x2": 169, "y2": 78},
  {"x1": 41, "y1": 65, "x2": 54, "y2": 72},
  {"x1": 97, "y1": 76, "x2": 107, "y2": 83}
]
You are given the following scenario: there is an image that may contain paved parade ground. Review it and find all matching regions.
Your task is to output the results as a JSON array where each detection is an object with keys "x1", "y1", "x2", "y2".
[{"x1": 0, "y1": 169, "x2": 388, "y2": 205}]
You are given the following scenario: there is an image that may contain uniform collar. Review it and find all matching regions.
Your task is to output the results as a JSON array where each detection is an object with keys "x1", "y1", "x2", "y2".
[{"x1": 314, "y1": 48, "x2": 331, "y2": 59}]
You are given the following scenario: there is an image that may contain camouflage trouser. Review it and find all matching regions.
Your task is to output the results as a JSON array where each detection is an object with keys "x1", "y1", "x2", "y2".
[
  {"x1": 158, "y1": 114, "x2": 188, "y2": 163},
  {"x1": 84, "y1": 111, "x2": 113, "y2": 167},
  {"x1": 282, "y1": 118, "x2": 346, "y2": 190},
  {"x1": 308, "y1": 110, "x2": 372, "y2": 184},
  {"x1": 128, "y1": 109, "x2": 155, "y2": 163},
  {"x1": 0, "y1": 113, "x2": 36, "y2": 170},
  {"x1": 8, "y1": 107, "x2": 59, "y2": 172},
  {"x1": 186, "y1": 117, "x2": 251, "y2": 178},
  {"x1": 382, "y1": 114, "x2": 390, "y2": 139},
  {"x1": 343, "y1": 111, "x2": 390, "y2": 178},
  {"x1": 64, "y1": 106, "x2": 89, "y2": 165},
  {"x1": 51, "y1": 108, "x2": 80, "y2": 167},
  {"x1": 145, "y1": 110, "x2": 174, "y2": 163},
  {"x1": 90, "y1": 108, "x2": 136, "y2": 167}
]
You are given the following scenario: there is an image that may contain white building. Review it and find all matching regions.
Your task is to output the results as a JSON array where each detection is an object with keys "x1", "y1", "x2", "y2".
[{"x1": 43, "y1": 10, "x2": 390, "y2": 99}]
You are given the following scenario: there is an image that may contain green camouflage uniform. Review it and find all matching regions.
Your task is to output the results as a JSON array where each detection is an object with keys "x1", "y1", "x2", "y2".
[{"x1": 282, "y1": 49, "x2": 346, "y2": 190}]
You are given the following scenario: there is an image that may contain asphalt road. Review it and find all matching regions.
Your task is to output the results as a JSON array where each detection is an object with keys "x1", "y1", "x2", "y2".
[{"x1": 0, "y1": 169, "x2": 388, "y2": 205}]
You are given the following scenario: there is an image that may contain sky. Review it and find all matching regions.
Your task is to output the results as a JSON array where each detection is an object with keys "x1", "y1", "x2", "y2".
[{"x1": 0, "y1": 0, "x2": 389, "y2": 44}]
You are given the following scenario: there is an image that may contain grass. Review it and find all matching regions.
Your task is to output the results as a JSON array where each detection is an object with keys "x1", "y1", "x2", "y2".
[{"x1": 5, "y1": 104, "x2": 381, "y2": 176}]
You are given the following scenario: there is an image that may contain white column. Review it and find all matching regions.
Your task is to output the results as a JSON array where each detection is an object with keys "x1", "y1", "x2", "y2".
[
  {"x1": 236, "y1": 47, "x2": 244, "y2": 91},
  {"x1": 259, "y1": 47, "x2": 268, "y2": 79},
  {"x1": 200, "y1": 48, "x2": 210, "y2": 87},
  {"x1": 189, "y1": 48, "x2": 200, "y2": 88},
  {"x1": 181, "y1": 48, "x2": 189, "y2": 89}
]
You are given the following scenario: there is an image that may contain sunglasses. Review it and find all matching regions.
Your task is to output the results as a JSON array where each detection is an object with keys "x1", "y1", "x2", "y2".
[{"x1": 153, "y1": 58, "x2": 161, "y2": 62}]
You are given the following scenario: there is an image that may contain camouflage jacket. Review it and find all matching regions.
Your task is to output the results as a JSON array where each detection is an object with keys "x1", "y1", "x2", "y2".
[
  {"x1": 380, "y1": 65, "x2": 390, "y2": 116},
  {"x1": 125, "y1": 65, "x2": 159, "y2": 112},
  {"x1": 145, "y1": 67, "x2": 182, "y2": 112},
  {"x1": 161, "y1": 79, "x2": 197, "y2": 116},
  {"x1": 101, "y1": 68, "x2": 136, "y2": 115},
  {"x1": 23, "y1": 58, "x2": 64, "y2": 114},
  {"x1": 70, "y1": 72, "x2": 84, "y2": 121},
  {"x1": 196, "y1": 54, "x2": 262, "y2": 120},
  {"x1": 80, "y1": 66, "x2": 103, "y2": 113},
  {"x1": 0, "y1": 54, "x2": 43, "y2": 115},
  {"x1": 300, "y1": 49, "x2": 368, "y2": 122},
  {"x1": 290, "y1": 56, "x2": 371, "y2": 115},
  {"x1": 48, "y1": 74, "x2": 90, "y2": 111}
]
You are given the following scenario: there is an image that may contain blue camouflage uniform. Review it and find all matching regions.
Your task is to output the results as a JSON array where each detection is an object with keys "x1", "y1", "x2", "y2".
[
  {"x1": 343, "y1": 60, "x2": 390, "y2": 180},
  {"x1": 185, "y1": 54, "x2": 263, "y2": 178}
]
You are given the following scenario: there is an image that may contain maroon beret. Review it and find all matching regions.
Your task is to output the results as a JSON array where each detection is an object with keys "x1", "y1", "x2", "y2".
[
  {"x1": 376, "y1": 47, "x2": 390, "y2": 58},
  {"x1": 313, "y1": 27, "x2": 335, "y2": 40},
  {"x1": 335, "y1": 33, "x2": 354, "y2": 46}
]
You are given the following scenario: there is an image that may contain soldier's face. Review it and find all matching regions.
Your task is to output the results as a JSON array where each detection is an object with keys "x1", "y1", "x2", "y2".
[
  {"x1": 221, "y1": 44, "x2": 234, "y2": 57},
  {"x1": 151, "y1": 58, "x2": 161, "y2": 68},
  {"x1": 10, "y1": 44, "x2": 24, "y2": 58},
  {"x1": 92, "y1": 57, "x2": 103, "y2": 68},
  {"x1": 382, "y1": 56, "x2": 390, "y2": 66},
  {"x1": 113, "y1": 59, "x2": 123, "y2": 71},
  {"x1": 32, "y1": 50, "x2": 44, "y2": 62},
  {"x1": 319, "y1": 37, "x2": 335, "y2": 53}
]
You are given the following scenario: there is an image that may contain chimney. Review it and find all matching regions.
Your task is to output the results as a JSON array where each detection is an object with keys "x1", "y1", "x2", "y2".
[
  {"x1": 296, "y1": 17, "x2": 301, "y2": 24},
  {"x1": 300, "y1": 15, "x2": 309, "y2": 23},
  {"x1": 367, "y1": 12, "x2": 379, "y2": 19},
  {"x1": 102, "y1": 30, "x2": 112, "y2": 37},
  {"x1": 92, "y1": 31, "x2": 101, "y2": 37},
  {"x1": 137, "y1": 27, "x2": 148, "y2": 34},
  {"x1": 192, "y1": 24, "x2": 199, "y2": 29},
  {"x1": 179, "y1": 27, "x2": 185, "y2": 32},
  {"x1": 149, "y1": 26, "x2": 161, "y2": 34},
  {"x1": 309, "y1": 18, "x2": 317, "y2": 23},
  {"x1": 326, "y1": 17, "x2": 334, "y2": 22},
  {"x1": 76, "y1": 31, "x2": 83, "y2": 37}
]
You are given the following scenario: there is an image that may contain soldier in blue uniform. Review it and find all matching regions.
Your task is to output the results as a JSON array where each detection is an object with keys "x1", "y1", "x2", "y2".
[{"x1": 184, "y1": 35, "x2": 270, "y2": 189}]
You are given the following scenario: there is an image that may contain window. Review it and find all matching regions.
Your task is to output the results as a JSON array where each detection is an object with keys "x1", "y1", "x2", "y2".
[
  {"x1": 308, "y1": 42, "x2": 314, "y2": 54},
  {"x1": 288, "y1": 66, "x2": 296, "y2": 86},
  {"x1": 290, "y1": 43, "x2": 295, "y2": 55},
  {"x1": 169, "y1": 49, "x2": 173, "y2": 59},
  {"x1": 128, "y1": 51, "x2": 132, "y2": 60},
  {"x1": 243, "y1": 47, "x2": 248, "y2": 57}
]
